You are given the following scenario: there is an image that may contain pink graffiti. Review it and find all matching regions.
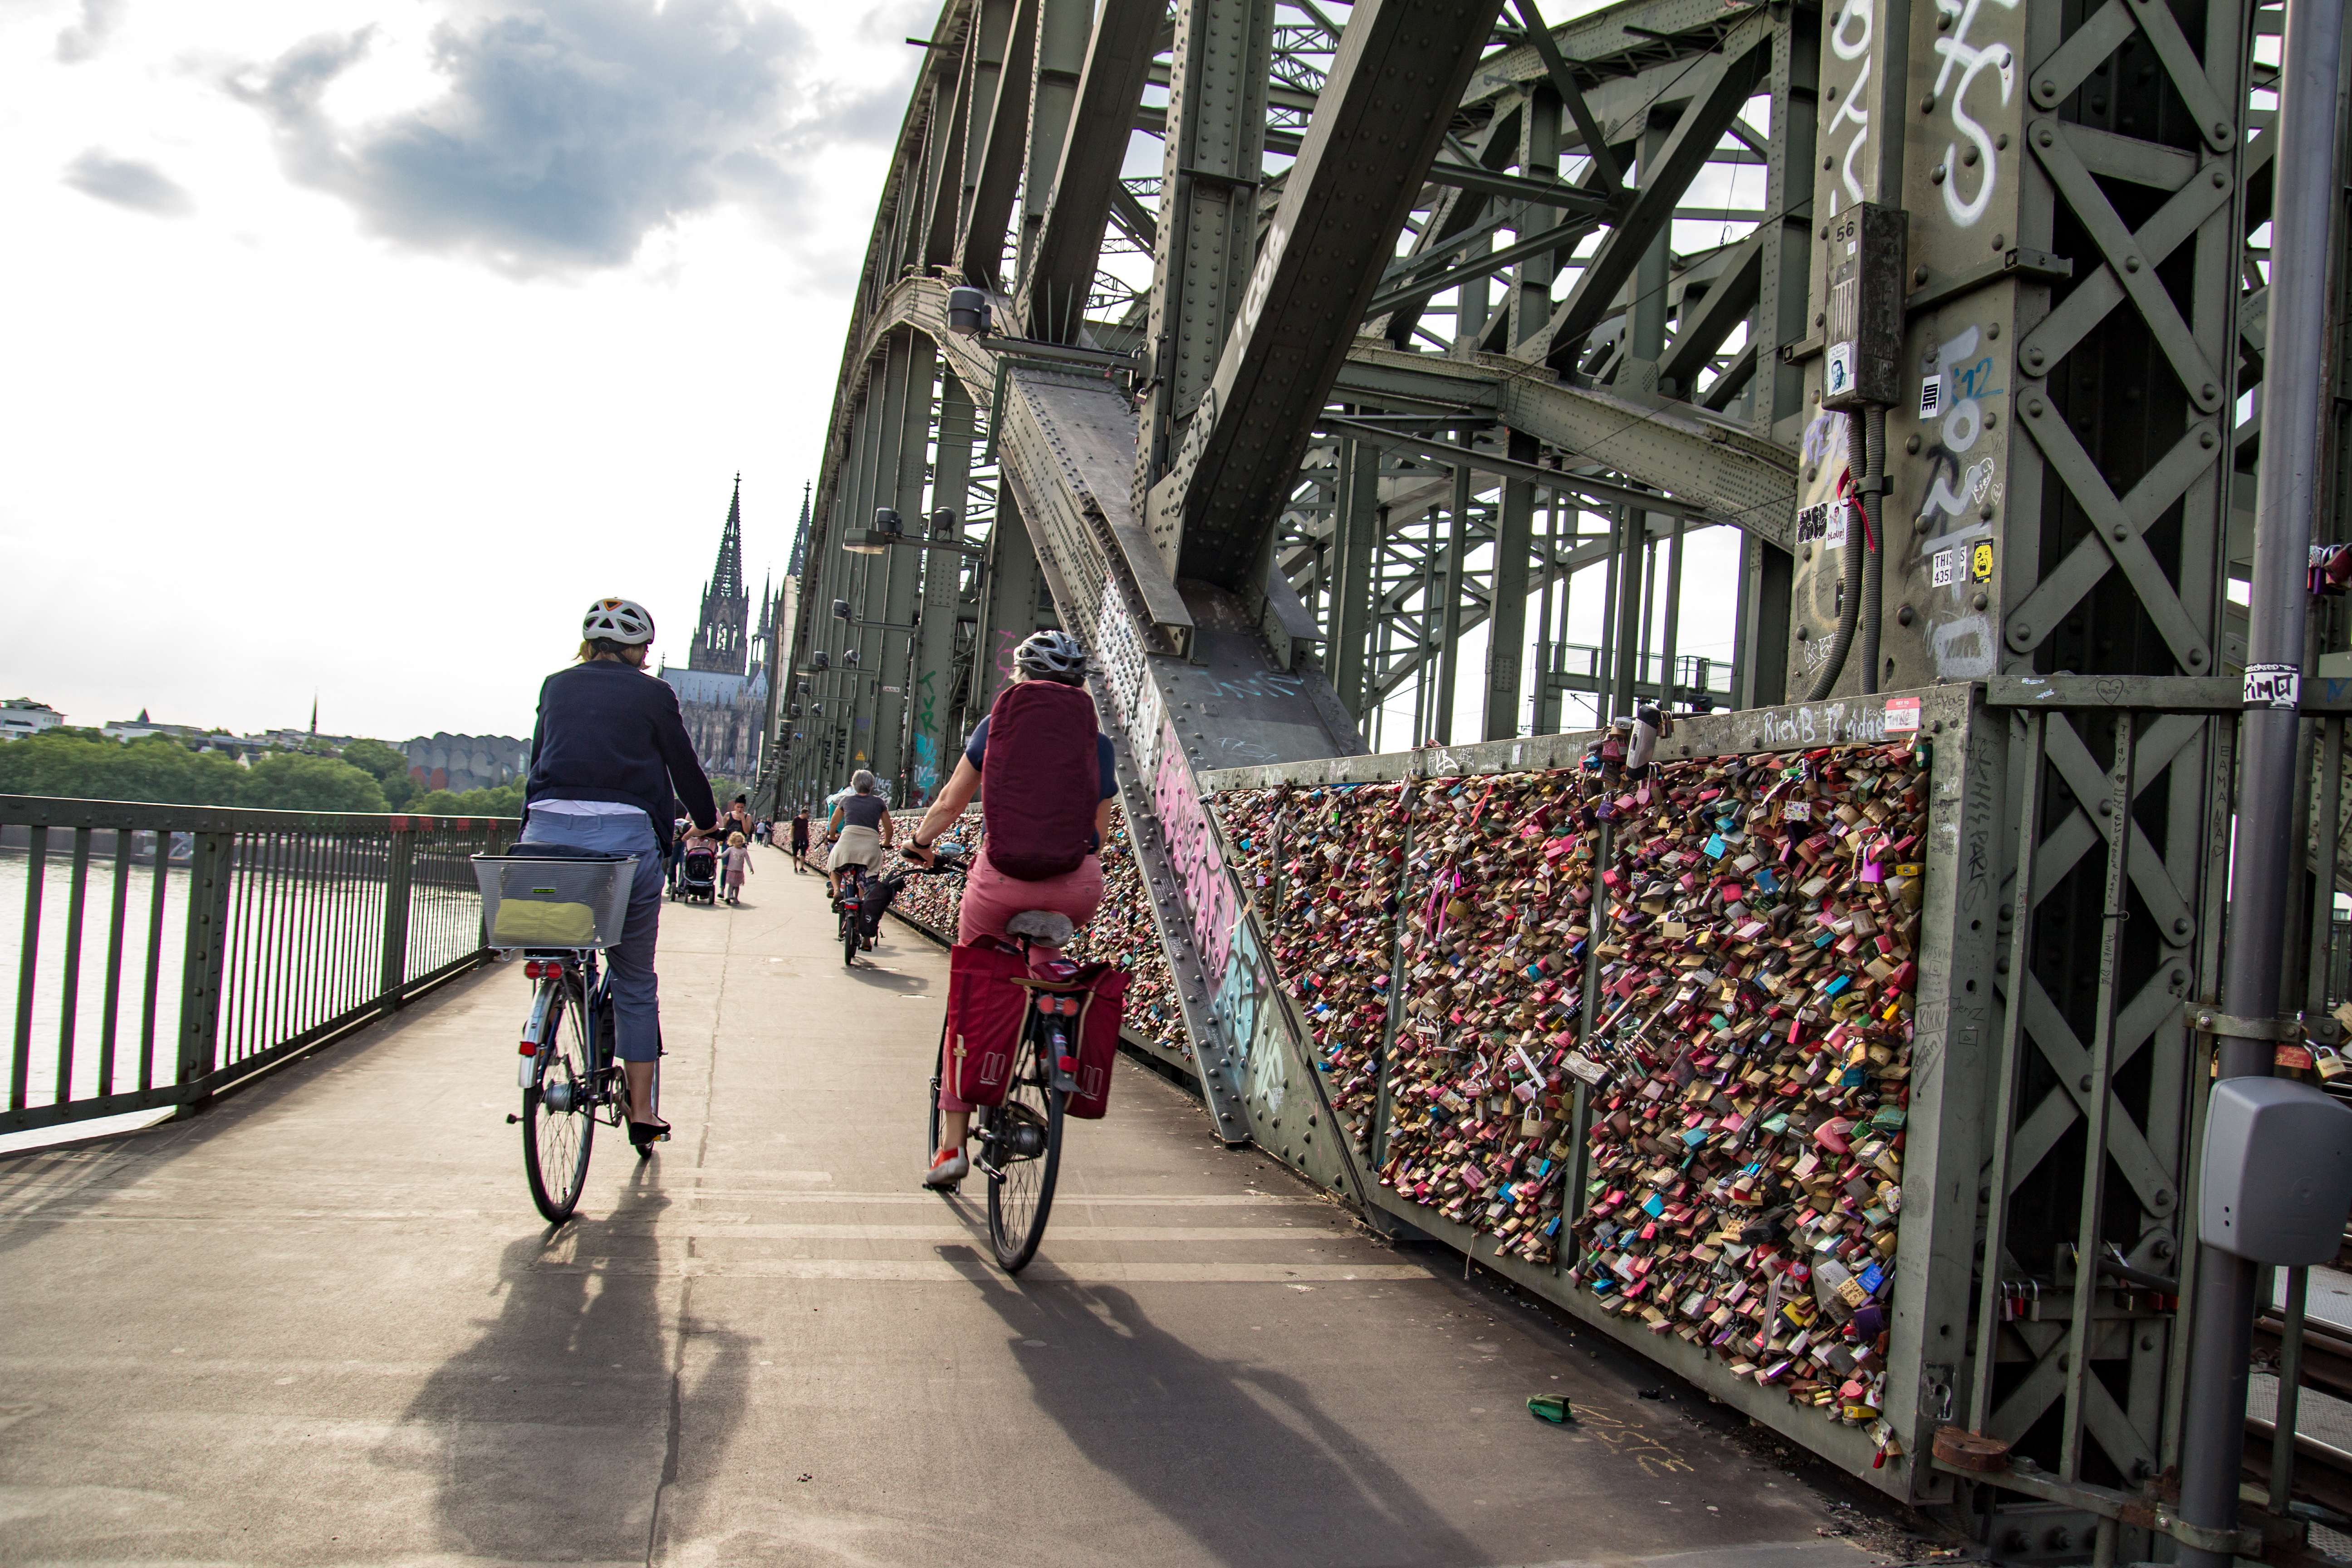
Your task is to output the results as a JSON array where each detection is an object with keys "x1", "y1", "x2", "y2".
[{"x1": 1151, "y1": 714, "x2": 1234, "y2": 975}]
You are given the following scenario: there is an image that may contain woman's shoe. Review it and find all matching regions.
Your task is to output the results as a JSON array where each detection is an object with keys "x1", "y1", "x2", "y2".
[
  {"x1": 923, "y1": 1146, "x2": 968, "y2": 1189},
  {"x1": 629, "y1": 1118, "x2": 671, "y2": 1151}
]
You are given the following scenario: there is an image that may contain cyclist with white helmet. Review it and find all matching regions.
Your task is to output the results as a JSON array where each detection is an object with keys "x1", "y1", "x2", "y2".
[
  {"x1": 521, "y1": 598, "x2": 718, "y2": 1148},
  {"x1": 904, "y1": 629, "x2": 1115, "y2": 1186}
]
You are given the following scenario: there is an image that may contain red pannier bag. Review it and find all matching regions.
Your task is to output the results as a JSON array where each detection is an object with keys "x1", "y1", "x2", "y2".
[
  {"x1": 980, "y1": 680, "x2": 1100, "y2": 880},
  {"x1": 1060, "y1": 963, "x2": 1131, "y2": 1119},
  {"x1": 945, "y1": 942, "x2": 1029, "y2": 1107}
]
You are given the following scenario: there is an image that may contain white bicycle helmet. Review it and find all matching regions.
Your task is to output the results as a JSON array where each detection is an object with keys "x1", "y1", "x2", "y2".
[
  {"x1": 1014, "y1": 629, "x2": 1088, "y2": 680},
  {"x1": 582, "y1": 597, "x2": 655, "y2": 646}
]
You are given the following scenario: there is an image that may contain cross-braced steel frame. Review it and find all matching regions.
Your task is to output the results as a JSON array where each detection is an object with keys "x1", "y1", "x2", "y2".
[{"x1": 759, "y1": 0, "x2": 2346, "y2": 1540}]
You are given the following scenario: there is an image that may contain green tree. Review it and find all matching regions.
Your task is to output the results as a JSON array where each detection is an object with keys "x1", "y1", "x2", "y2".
[
  {"x1": 240, "y1": 753, "x2": 389, "y2": 813},
  {"x1": 338, "y1": 737, "x2": 417, "y2": 808},
  {"x1": 0, "y1": 732, "x2": 246, "y2": 804},
  {"x1": 407, "y1": 782, "x2": 525, "y2": 817}
]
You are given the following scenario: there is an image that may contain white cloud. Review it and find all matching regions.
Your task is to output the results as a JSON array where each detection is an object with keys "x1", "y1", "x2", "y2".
[
  {"x1": 52, "y1": 0, "x2": 122, "y2": 63},
  {"x1": 61, "y1": 146, "x2": 194, "y2": 214},
  {"x1": 219, "y1": 0, "x2": 899, "y2": 276},
  {"x1": 0, "y1": 0, "x2": 925, "y2": 741}
]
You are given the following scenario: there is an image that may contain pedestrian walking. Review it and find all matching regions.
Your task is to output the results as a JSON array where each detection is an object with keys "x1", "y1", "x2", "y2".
[
  {"x1": 723, "y1": 830, "x2": 754, "y2": 904},
  {"x1": 789, "y1": 805, "x2": 811, "y2": 872}
]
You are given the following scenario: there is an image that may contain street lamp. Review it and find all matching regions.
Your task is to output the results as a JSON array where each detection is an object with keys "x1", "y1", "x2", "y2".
[
  {"x1": 842, "y1": 503, "x2": 985, "y2": 559},
  {"x1": 844, "y1": 507, "x2": 902, "y2": 555},
  {"x1": 946, "y1": 287, "x2": 992, "y2": 337},
  {"x1": 830, "y1": 596, "x2": 920, "y2": 634}
]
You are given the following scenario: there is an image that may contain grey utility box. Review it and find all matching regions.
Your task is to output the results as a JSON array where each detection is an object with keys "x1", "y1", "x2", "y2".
[{"x1": 2200, "y1": 1077, "x2": 2352, "y2": 1264}]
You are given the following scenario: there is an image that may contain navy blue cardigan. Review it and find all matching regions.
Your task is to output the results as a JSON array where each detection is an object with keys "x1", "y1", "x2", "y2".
[{"x1": 524, "y1": 660, "x2": 716, "y2": 846}]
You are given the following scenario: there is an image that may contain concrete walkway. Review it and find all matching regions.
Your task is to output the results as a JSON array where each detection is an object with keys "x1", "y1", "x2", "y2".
[{"x1": 0, "y1": 847, "x2": 1904, "y2": 1567}]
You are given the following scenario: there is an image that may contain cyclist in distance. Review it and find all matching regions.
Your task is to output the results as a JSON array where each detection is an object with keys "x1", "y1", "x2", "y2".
[
  {"x1": 904, "y1": 629, "x2": 1115, "y2": 1187},
  {"x1": 825, "y1": 770, "x2": 897, "y2": 901},
  {"x1": 522, "y1": 597, "x2": 717, "y2": 1146}
]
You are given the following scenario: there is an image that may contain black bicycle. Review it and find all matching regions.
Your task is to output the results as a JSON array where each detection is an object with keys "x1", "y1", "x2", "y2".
[
  {"x1": 833, "y1": 865, "x2": 876, "y2": 965},
  {"x1": 510, "y1": 947, "x2": 662, "y2": 1222},
  {"x1": 911, "y1": 846, "x2": 1075, "y2": 1273}
]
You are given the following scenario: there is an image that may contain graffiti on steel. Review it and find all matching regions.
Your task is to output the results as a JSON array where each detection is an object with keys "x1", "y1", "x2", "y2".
[
  {"x1": 1152, "y1": 713, "x2": 1238, "y2": 979},
  {"x1": 1929, "y1": 0, "x2": 2020, "y2": 229}
]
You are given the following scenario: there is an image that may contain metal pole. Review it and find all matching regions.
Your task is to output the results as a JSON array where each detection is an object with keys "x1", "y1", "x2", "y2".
[
  {"x1": 2271, "y1": 1265, "x2": 2309, "y2": 1514},
  {"x1": 1534, "y1": 494, "x2": 1558, "y2": 734},
  {"x1": 1435, "y1": 466, "x2": 1471, "y2": 744},
  {"x1": 1597, "y1": 505, "x2": 1623, "y2": 726},
  {"x1": 2174, "y1": 0, "x2": 2346, "y2": 1556},
  {"x1": 1659, "y1": 515, "x2": 1685, "y2": 707}
]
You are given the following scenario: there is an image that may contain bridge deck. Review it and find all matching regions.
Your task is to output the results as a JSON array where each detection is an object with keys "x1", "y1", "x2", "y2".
[{"x1": 0, "y1": 848, "x2": 1895, "y2": 1567}]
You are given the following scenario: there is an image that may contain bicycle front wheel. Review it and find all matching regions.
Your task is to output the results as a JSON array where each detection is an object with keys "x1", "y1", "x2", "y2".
[
  {"x1": 523, "y1": 977, "x2": 596, "y2": 1222},
  {"x1": 985, "y1": 1034, "x2": 1063, "y2": 1272}
]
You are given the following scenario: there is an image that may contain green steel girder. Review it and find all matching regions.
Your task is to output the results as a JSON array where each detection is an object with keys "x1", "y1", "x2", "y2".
[
  {"x1": 1142, "y1": 0, "x2": 1518, "y2": 592},
  {"x1": 1517, "y1": 11, "x2": 1771, "y2": 372},
  {"x1": 1021, "y1": 0, "x2": 1162, "y2": 340}
]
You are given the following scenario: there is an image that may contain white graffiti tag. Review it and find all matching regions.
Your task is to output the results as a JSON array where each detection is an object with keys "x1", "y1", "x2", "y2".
[
  {"x1": 1931, "y1": 0, "x2": 2020, "y2": 227},
  {"x1": 1827, "y1": 0, "x2": 1873, "y2": 211}
]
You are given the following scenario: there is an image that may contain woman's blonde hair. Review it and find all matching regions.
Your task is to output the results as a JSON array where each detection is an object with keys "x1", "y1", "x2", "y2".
[{"x1": 728, "y1": 831, "x2": 746, "y2": 846}]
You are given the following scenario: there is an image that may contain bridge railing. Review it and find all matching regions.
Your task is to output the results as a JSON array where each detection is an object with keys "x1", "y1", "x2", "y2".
[{"x1": 1, "y1": 796, "x2": 514, "y2": 1137}]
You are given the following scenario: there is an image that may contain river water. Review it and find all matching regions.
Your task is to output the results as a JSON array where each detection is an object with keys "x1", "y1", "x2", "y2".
[{"x1": 0, "y1": 847, "x2": 483, "y2": 1152}]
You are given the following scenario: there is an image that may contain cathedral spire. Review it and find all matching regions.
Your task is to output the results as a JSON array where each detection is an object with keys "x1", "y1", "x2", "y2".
[
  {"x1": 787, "y1": 480, "x2": 812, "y2": 577},
  {"x1": 710, "y1": 474, "x2": 745, "y2": 600},
  {"x1": 689, "y1": 475, "x2": 752, "y2": 675}
]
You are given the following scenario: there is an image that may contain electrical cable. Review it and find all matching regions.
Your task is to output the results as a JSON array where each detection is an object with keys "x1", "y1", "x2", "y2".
[
  {"x1": 1859, "y1": 404, "x2": 1885, "y2": 695},
  {"x1": 1802, "y1": 412, "x2": 1868, "y2": 701}
]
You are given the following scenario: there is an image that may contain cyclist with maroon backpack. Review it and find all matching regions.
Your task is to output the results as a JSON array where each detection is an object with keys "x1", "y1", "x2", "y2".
[{"x1": 903, "y1": 630, "x2": 1115, "y2": 1187}]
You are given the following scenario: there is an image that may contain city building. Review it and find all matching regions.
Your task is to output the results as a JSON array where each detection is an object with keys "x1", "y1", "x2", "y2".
[
  {"x1": 0, "y1": 700, "x2": 64, "y2": 740},
  {"x1": 662, "y1": 476, "x2": 774, "y2": 783},
  {"x1": 402, "y1": 735, "x2": 528, "y2": 794}
]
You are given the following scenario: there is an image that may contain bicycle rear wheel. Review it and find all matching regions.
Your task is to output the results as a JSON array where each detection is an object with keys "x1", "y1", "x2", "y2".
[
  {"x1": 985, "y1": 1027, "x2": 1063, "y2": 1272},
  {"x1": 523, "y1": 975, "x2": 596, "y2": 1222}
]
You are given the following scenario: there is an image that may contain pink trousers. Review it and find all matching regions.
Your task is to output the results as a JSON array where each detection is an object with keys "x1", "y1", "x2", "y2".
[{"x1": 937, "y1": 847, "x2": 1104, "y2": 1117}]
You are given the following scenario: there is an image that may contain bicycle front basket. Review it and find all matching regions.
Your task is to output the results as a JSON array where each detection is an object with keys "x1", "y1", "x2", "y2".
[{"x1": 472, "y1": 853, "x2": 635, "y2": 950}]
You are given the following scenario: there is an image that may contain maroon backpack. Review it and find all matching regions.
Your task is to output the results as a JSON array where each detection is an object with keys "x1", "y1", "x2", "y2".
[{"x1": 981, "y1": 681, "x2": 1100, "y2": 880}]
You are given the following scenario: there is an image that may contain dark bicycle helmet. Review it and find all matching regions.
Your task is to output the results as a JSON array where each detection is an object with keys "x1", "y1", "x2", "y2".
[{"x1": 1014, "y1": 629, "x2": 1088, "y2": 681}]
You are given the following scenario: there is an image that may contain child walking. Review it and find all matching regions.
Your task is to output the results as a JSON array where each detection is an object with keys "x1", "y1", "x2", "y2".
[{"x1": 723, "y1": 831, "x2": 754, "y2": 906}]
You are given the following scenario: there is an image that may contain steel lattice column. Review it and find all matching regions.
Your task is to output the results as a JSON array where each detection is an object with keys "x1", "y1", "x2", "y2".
[
  {"x1": 910, "y1": 373, "x2": 980, "y2": 803},
  {"x1": 1132, "y1": 0, "x2": 1276, "y2": 562},
  {"x1": 972, "y1": 494, "x2": 1047, "y2": 715},
  {"x1": 870, "y1": 333, "x2": 937, "y2": 796}
]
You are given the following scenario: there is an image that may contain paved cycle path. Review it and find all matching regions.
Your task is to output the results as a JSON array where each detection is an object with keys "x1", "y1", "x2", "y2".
[{"x1": 0, "y1": 845, "x2": 1905, "y2": 1567}]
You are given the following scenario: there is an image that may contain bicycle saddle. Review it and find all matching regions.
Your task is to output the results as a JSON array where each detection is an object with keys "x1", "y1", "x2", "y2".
[{"x1": 1004, "y1": 910, "x2": 1074, "y2": 947}]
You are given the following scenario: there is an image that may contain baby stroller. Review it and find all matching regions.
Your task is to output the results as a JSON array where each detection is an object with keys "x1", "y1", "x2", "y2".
[{"x1": 674, "y1": 841, "x2": 719, "y2": 905}]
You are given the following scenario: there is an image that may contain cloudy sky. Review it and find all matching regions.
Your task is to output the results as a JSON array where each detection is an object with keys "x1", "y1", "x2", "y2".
[{"x1": 1, "y1": 0, "x2": 929, "y2": 741}]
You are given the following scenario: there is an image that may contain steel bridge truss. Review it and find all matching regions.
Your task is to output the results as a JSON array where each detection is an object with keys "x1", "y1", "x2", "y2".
[{"x1": 761, "y1": 0, "x2": 2343, "y2": 1539}]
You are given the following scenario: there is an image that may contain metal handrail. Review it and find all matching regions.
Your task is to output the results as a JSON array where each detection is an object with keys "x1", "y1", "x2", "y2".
[{"x1": 2, "y1": 795, "x2": 518, "y2": 1138}]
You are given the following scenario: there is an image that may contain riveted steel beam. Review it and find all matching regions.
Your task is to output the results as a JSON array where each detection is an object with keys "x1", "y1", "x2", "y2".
[
  {"x1": 1022, "y1": 0, "x2": 1162, "y2": 340},
  {"x1": 1142, "y1": 0, "x2": 1516, "y2": 591}
]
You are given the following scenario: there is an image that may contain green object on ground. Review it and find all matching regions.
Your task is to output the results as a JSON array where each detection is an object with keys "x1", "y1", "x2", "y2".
[{"x1": 1526, "y1": 1393, "x2": 1573, "y2": 1424}]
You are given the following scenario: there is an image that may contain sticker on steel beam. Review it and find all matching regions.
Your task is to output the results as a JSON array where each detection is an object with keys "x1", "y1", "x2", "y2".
[{"x1": 2245, "y1": 664, "x2": 2301, "y2": 710}]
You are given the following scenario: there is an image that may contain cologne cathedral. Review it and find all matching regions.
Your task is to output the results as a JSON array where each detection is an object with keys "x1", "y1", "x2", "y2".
[{"x1": 660, "y1": 476, "x2": 774, "y2": 785}]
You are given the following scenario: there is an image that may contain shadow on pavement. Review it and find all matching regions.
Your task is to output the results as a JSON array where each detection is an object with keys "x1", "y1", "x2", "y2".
[
  {"x1": 374, "y1": 1161, "x2": 752, "y2": 1561},
  {"x1": 840, "y1": 963, "x2": 932, "y2": 993},
  {"x1": 963, "y1": 1268, "x2": 1485, "y2": 1568}
]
